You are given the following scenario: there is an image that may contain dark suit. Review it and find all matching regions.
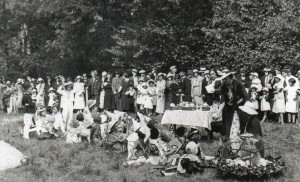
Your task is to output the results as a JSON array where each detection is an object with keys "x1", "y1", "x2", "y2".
[
  {"x1": 88, "y1": 76, "x2": 101, "y2": 110},
  {"x1": 221, "y1": 79, "x2": 248, "y2": 137},
  {"x1": 181, "y1": 77, "x2": 192, "y2": 102}
]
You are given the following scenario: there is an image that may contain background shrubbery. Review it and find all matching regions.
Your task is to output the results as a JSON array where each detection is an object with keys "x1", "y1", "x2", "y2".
[{"x1": 0, "y1": 0, "x2": 300, "y2": 79}]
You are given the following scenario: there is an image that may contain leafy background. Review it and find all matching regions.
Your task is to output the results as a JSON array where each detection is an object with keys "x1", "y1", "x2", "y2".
[{"x1": 0, "y1": 0, "x2": 300, "y2": 79}]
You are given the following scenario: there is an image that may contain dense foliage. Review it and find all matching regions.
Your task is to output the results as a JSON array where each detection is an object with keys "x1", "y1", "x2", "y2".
[{"x1": 0, "y1": 0, "x2": 300, "y2": 79}]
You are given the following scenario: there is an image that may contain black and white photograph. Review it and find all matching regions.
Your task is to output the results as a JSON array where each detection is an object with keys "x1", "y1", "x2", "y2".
[{"x1": 0, "y1": 0, "x2": 299, "y2": 181}]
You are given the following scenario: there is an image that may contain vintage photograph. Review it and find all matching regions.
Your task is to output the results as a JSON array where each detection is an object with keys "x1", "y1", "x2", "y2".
[{"x1": 0, "y1": 0, "x2": 299, "y2": 181}]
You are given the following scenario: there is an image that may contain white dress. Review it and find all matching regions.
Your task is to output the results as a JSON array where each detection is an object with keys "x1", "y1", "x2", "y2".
[
  {"x1": 260, "y1": 95, "x2": 270, "y2": 111},
  {"x1": 155, "y1": 80, "x2": 166, "y2": 114},
  {"x1": 143, "y1": 96, "x2": 153, "y2": 109},
  {"x1": 57, "y1": 88, "x2": 74, "y2": 130},
  {"x1": 285, "y1": 85, "x2": 297, "y2": 113},
  {"x1": 73, "y1": 82, "x2": 85, "y2": 110},
  {"x1": 272, "y1": 82, "x2": 285, "y2": 113},
  {"x1": 48, "y1": 93, "x2": 56, "y2": 107}
]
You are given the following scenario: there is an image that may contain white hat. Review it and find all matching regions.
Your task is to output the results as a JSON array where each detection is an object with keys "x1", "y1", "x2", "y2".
[
  {"x1": 99, "y1": 115, "x2": 108, "y2": 123},
  {"x1": 263, "y1": 68, "x2": 271, "y2": 72},
  {"x1": 132, "y1": 69, "x2": 138, "y2": 73},
  {"x1": 48, "y1": 87, "x2": 55, "y2": 93},
  {"x1": 158, "y1": 73, "x2": 166, "y2": 77},
  {"x1": 192, "y1": 69, "x2": 199, "y2": 73},
  {"x1": 139, "y1": 70, "x2": 146, "y2": 74},
  {"x1": 251, "y1": 72, "x2": 259, "y2": 77},
  {"x1": 37, "y1": 78, "x2": 43, "y2": 82},
  {"x1": 166, "y1": 73, "x2": 173, "y2": 78},
  {"x1": 199, "y1": 67, "x2": 207, "y2": 72},
  {"x1": 142, "y1": 82, "x2": 147, "y2": 87},
  {"x1": 75, "y1": 75, "x2": 82, "y2": 80},
  {"x1": 102, "y1": 71, "x2": 107, "y2": 77},
  {"x1": 262, "y1": 87, "x2": 269, "y2": 92},
  {"x1": 63, "y1": 82, "x2": 73, "y2": 87},
  {"x1": 239, "y1": 101, "x2": 258, "y2": 115},
  {"x1": 204, "y1": 70, "x2": 210, "y2": 74},
  {"x1": 220, "y1": 72, "x2": 233, "y2": 80},
  {"x1": 297, "y1": 70, "x2": 300, "y2": 75},
  {"x1": 170, "y1": 65, "x2": 177, "y2": 70},
  {"x1": 147, "y1": 79, "x2": 155, "y2": 85},
  {"x1": 185, "y1": 141, "x2": 199, "y2": 155},
  {"x1": 17, "y1": 78, "x2": 22, "y2": 83}
]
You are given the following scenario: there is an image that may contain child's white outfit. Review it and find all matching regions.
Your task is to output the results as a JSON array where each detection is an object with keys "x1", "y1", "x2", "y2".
[
  {"x1": 136, "y1": 85, "x2": 148, "y2": 105},
  {"x1": 48, "y1": 92, "x2": 56, "y2": 107},
  {"x1": 73, "y1": 82, "x2": 85, "y2": 110},
  {"x1": 53, "y1": 112, "x2": 66, "y2": 132},
  {"x1": 285, "y1": 85, "x2": 298, "y2": 113},
  {"x1": 260, "y1": 94, "x2": 271, "y2": 111},
  {"x1": 143, "y1": 95, "x2": 153, "y2": 109},
  {"x1": 272, "y1": 82, "x2": 285, "y2": 113},
  {"x1": 66, "y1": 127, "x2": 81, "y2": 144}
]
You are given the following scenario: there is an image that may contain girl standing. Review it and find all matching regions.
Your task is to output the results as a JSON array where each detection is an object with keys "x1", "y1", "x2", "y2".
[
  {"x1": 285, "y1": 78, "x2": 298, "y2": 123},
  {"x1": 155, "y1": 73, "x2": 166, "y2": 115},
  {"x1": 260, "y1": 87, "x2": 271, "y2": 123},
  {"x1": 73, "y1": 76, "x2": 85, "y2": 111},
  {"x1": 272, "y1": 75, "x2": 285, "y2": 124}
]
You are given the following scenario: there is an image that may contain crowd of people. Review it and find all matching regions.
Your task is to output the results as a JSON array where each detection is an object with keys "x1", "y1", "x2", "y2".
[{"x1": 0, "y1": 64, "x2": 298, "y2": 174}]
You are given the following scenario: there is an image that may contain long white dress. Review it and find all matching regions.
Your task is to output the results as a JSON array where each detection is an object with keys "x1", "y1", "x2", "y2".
[
  {"x1": 285, "y1": 85, "x2": 298, "y2": 113},
  {"x1": 73, "y1": 82, "x2": 85, "y2": 110},
  {"x1": 272, "y1": 82, "x2": 285, "y2": 113},
  {"x1": 57, "y1": 87, "x2": 74, "y2": 130},
  {"x1": 155, "y1": 80, "x2": 166, "y2": 114}
]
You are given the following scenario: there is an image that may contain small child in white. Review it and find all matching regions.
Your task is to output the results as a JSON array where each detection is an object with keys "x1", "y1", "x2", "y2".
[
  {"x1": 260, "y1": 87, "x2": 271, "y2": 123},
  {"x1": 144, "y1": 92, "x2": 153, "y2": 116}
]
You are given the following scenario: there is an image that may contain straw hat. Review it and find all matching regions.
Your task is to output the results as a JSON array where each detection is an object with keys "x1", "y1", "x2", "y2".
[
  {"x1": 132, "y1": 69, "x2": 138, "y2": 73},
  {"x1": 139, "y1": 70, "x2": 146, "y2": 74},
  {"x1": 37, "y1": 78, "x2": 43, "y2": 82},
  {"x1": 199, "y1": 67, "x2": 207, "y2": 72},
  {"x1": 251, "y1": 72, "x2": 259, "y2": 77},
  {"x1": 166, "y1": 73, "x2": 173, "y2": 78},
  {"x1": 239, "y1": 101, "x2": 258, "y2": 115},
  {"x1": 147, "y1": 79, "x2": 155, "y2": 85},
  {"x1": 63, "y1": 82, "x2": 73, "y2": 87},
  {"x1": 263, "y1": 68, "x2": 271, "y2": 72},
  {"x1": 48, "y1": 87, "x2": 55, "y2": 93},
  {"x1": 192, "y1": 69, "x2": 199, "y2": 73},
  {"x1": 170, "y1": 65, "x2": 177, "y2": 70},
  {"x1": 16, "y1": 78, "x2": 22, "y2": 84},
  {"x1": 219, "y1": 72, "x2": 233, "y2": 80},
  {"x1": 185, "y1": 141, "x2": 199, "y2": 155},
  {"x1": 102, "y1": 71, "x2": 107, "y2": 77},
  {"x1": 75, "y1": 75, "x2": 82, "y2": 80},
  {"x1": 274, "y1": 74, "x2": 284, "y2": 81}
]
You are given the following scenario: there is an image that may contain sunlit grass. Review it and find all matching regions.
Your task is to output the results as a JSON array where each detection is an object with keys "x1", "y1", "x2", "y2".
[{"x1": 0, "y1": 114, "x2": 299, "y2": 182}]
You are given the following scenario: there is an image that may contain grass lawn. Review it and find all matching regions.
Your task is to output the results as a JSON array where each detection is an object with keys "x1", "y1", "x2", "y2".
[{"x1": 0, "y1": 113, "x2": 299, "y2": 182}]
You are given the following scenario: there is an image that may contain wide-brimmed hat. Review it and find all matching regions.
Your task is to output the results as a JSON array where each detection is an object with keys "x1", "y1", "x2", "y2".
[
  {"x1": 251, "y1": 72, "x2": 259, "y2": 77},
  {"x1": 199, "y1": 67, "x2": 207, "y2": 72},
  {"x1": 263, "y1": 68, "x2": 271, "y2": 72},
  {"x1": 170, "y1": 65, "x2": 177, "y2": 70},
  {"x1": 147, "y1": 79, "x2": 155, "y2": 85},
  {"x1": 132, "y1": 69, "x2": 138, "y2": 73},
  {"x1": 166, "y1": 73, "x2": 173, "y2": 78},
  {"x1": 185, "y1": 141, "x2": 199, "y2": 155},
  {"x1": 102, "y1": 71, "x2": 107, "y2": 77},
  {"x1": 75, "y1": 75, "x2": 82, "y2": 80},
  {"x1": 139, "y1": 70, "x2": 146, "y2": 74},
  {"x1": 239, "y1": 101, "x2": 258, "y2": 115},
  {"x1": 187, "y1": 70, "x2": 193, "y2": 75},
  {"x1": 37, "y1": 78, "x2": 43, "y2": 82},
  {"x1": 158, "y1": 73, "x2": 166, "y2": 77},
  {"x1": 16, "y1": 78, "x2": 22, "y2": 83},
  {"x1": 63, "y1": 82, "x2": 73, "y2": 87},
  {"x1": 192, "y1": 69, "x2": 199, "y2": 73},
  {"x1": 262, "y1": 87, "x2": 269, "y2": 92},
  {"x1": 48, "y1": 87, "x2": 55, "y2": 93},
  {"x1": 142, "y1": 82, "x2": 148, "y2": 87},
  {"x1": 220, "y1": 72, "x2": 234, "y2": 80},
  {"x1": 179, "y1": 71, "x2": 186, "y2": 77}
]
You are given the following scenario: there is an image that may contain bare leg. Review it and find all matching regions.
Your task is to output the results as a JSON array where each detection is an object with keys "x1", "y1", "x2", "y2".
[
  {"x1": 261, "y1": 112, "x2": 267, "y2": 123},
  {"x1": 280, "y1": 113, "x2": 284, "y2": 124}
]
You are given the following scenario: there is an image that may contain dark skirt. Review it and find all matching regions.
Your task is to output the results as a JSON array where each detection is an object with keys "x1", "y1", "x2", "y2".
[
  {"x1": 104, "y1": 89, "x2": 115, "y2": 110},
  {"x1": 121, "y1": 94, "x2": 134, "y2": 112}
]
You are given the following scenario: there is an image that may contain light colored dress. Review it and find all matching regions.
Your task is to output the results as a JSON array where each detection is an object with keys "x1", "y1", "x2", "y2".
[
  {"x1": 191, "y1": 76, "x2": 204, "y2": 105},
  {"x1": 73, "y1": 82, "x2": 85, "y2": 110},
  {"x1": 48, "y1": 92, "x2": 56, "y2": 107},
  {"x1": 155, "y1": 80, "x2": 166, "y2": 114},
  {"x1": 0, "y1": 141, "x2": 27, "y2": 170},
  {"x1": 143, "y1": 96, "x2": 153, "y2": 109},
  {"x1": 230, "y1": 111, "x2": 241, "y2": 152},
  {"x1": 272, "y1": 82, "x2": 285, "y2": 113},
  {"x1": 285, "y1": 85, "x2": 298, "y2": 113},
  {"x1": 57, "y1": 87, "x2": 74, "y2": 130},
  {"x1": 16, "y1": 83, "x2": 24, "y2": 109},
  {"x1": 147, "y1": 86, "x2": 157, "y2": 106},
  {"x1": 260, "y1": 94, "x2": 270, "y2": 111}
]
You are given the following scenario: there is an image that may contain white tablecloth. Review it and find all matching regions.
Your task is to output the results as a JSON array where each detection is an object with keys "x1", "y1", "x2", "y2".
[{"x1": 161, "y1": 110, "x2": 220, "y2": 130}]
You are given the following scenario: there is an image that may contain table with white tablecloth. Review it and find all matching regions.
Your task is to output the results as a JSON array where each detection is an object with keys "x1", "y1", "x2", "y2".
[{"x1": 161, "y1": 109, "x2": 221, "y2": 130}]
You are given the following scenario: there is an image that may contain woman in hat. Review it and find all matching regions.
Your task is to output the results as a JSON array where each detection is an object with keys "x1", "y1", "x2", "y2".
[
  {"x1": 147, "y1": 80, "x2": 157, "y2": 115},
  {"x1": 15, "y1": 78, "x2": 24, "y2": 113},
  {"x1": 191, "y1": 69, "x2": 204, "y2": 106},
  {"x1": 36, "y1": 78, "x2": 45, "y2": 107},
  {"x1": 120, "y1": 72, "x2": 134, "y2": 112},
  {"x1": 285, "y1": 78, "x2": 298, "y2": 123},
  {"x1": 73, "y1": 75, "x2": 85, "y2": 111},
  {"x1": 57, "y1": 82, "x2": 75, "y2": 130},
  {"x1": 47, "y1": 87, "x2": 56, "y2": 109},
  {"x1": 203, "y1": 69, "x2": 222, "y2": 105},
  {"x1": 169, "y1": 75, "x2": 181, "y2": 105},
  {"x1": 103, "y1": 72, "x2": 115, "y2": 111},
  {"x1": 155, "y1": 73, "x2": 166, "y2": 115},
  {"x1": 165, "y1": 73, "x2": 174, "y2": 110},
  {"x1": 272, "y1": 75, "x2": 285, "y2": 124}
]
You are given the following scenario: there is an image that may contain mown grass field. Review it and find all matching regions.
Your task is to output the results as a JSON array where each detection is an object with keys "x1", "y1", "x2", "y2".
[{"x1": 0, "y1": 113, "x2": 299, "y2": 182}]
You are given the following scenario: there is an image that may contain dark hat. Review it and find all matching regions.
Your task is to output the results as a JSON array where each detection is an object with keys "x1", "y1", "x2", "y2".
[
  {"x1": 187, "y1": 70, "x2": 193, "y2": 75},
  {"x1": 76, "y1": 113, "x2": 84, "y2": 121}
]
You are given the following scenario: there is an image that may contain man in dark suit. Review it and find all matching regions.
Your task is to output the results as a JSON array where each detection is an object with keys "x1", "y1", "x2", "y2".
[
  {"x1": 260, "y1": 68, "x2": 272, "y2": 88},
  {"x1": 88, "y1": 70, "x2": 101, "y2": 111},
  {"x1": 181, "y1": 70, "x2": 192, "y2": 102},
  {"x1": 216, "y1": 72, "x2": 249, "y2": 138},
  {"x1": 112, "y1": 72, "x2": 123, "y2": 110}
]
